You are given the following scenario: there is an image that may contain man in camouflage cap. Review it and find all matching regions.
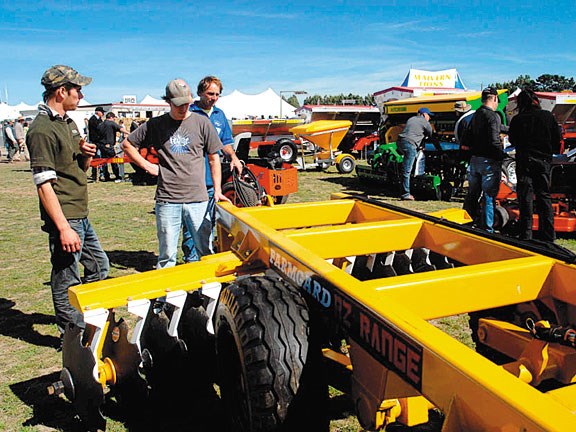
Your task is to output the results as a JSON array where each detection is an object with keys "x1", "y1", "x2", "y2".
[
  {"x1": 26, "y1": 65, "x2": 109, "y2": 347},
  {"x1": 41, "y1": 64, "x2": 92, "y2": 89}
]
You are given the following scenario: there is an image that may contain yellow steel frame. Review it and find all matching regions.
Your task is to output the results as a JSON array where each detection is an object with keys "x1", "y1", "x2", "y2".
[{"x1": 70, "y1": 196, "x2": 576, "y2": 431}]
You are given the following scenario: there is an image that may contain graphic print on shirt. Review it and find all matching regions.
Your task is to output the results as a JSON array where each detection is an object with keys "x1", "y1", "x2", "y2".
[
  {"x1": 213, "y1": 120, "x2": 223, "y2": 135},
  {"x1": 169, "y1": 131, "x2": 191, "y2": 154}
]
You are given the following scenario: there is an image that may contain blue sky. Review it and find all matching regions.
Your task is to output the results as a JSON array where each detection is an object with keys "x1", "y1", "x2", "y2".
[{"x1": 1, "y1": 0, "x2": 574, "y2": 105}]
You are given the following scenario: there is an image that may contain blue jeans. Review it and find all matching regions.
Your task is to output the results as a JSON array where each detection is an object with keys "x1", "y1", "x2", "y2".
[
  {"x1": 182, "y1": 187, "x2": 215, "y2": 263},
  {"x1": 464, "y1": 156, "x2": 502, "y2": 232},
  {"x1": 397, "y1": 139, "x2": 417, "y2": 198},
  {"x1": 156, "y1": 200, "x2": 212, "y2": 269},
  {"x1": 47, "y1": 218, "x2": 109, "y2": 334}
]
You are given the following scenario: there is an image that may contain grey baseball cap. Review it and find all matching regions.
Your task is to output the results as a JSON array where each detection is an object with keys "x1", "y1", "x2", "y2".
[
  {"x1": 164, "y1": 79, "x2": 193, "y2": 106},
  {"x1": 41, "y1": 65, "x2": 92, "y2": 89}
]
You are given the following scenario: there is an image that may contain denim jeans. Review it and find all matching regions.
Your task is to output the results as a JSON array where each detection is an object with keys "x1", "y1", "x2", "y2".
[
  {"x1": 156, "y1": 200, "x2": 212, "y2": 269},
  {"x1": 182, "y1": 187, "x2": 215, "y2": 263},
  {"x1": 47, "y1": 218, "x2": 110, "y2": 334},
  {"x1": 397, "y1": 139, "x2": 417, "y2": 198},
  {"x1": 464, "y1": 156, "x2": 501, "y2": 232}
]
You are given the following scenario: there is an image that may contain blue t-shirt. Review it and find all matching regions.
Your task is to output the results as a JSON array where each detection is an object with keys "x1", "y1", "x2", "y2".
[{"x1": 190, "y1": 103, "x2": 233, "y2": 187}]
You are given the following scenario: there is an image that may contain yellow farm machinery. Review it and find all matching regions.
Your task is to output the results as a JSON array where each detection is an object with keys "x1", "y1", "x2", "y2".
[{"x1": 51, "y1": 195, "x2": 576, "y2": 431}]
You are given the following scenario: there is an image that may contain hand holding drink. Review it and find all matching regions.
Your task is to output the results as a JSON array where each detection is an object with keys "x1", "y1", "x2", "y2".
[{"x1": 79, "y1": 137, "x2": 97, "y2": 157}]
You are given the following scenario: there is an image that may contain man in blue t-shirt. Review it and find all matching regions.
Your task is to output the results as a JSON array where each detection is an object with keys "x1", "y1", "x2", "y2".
[{"x1": 183, "y1": 76, "x2": 242, "y2": 262}]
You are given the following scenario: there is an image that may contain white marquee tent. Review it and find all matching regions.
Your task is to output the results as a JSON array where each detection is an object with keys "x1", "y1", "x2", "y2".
[
  {"x1": 0, "y1": 103, "x2": 23, "y2": 121},
  {"x1": 216, "y1": 88, "x2": 297, "y2": 120}
]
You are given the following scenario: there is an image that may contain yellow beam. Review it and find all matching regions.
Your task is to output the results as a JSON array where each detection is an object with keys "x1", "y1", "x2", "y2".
[
  {"x1": 69, "y1": 251, "x2": 243, "y2": 311},
  {"x1": 284, "y1": 219, "x2": 423, "y2": 258},
  {"x1": 362, "y1": 256, "x2": 555, "y2": 319}
]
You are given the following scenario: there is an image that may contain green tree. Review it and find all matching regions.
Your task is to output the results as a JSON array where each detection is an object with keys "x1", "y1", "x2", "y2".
[
  {"x1": 302, "y1": 93, "x2": 375, "y2": 105},
  {"x1": 534, "y1": 74, "x2": 576, "y2": 92},
  {"x1": 285, "y1": 94, "x2": 300, "y2": 108},
  {"x1": 490, "y1": 74, "x2": 576, "y2": 93}
]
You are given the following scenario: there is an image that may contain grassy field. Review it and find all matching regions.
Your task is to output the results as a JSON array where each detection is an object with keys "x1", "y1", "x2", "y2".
[{"x1": 1, "y1": 157, "x2": 575, "y2": 431}]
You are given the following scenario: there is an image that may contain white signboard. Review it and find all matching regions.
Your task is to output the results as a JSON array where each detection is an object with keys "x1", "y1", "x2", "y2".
[
  {"x1": 122, "y1": 95, "x2": 137, "y2": 104},
  {"x1": 402, "y1": 68, "x2": 466, "y2": 89}
]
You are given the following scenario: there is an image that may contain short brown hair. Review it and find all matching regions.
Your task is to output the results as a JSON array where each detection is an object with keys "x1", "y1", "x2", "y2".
[{"x1": 197, "y1": 76, "x2": 223, "y2": 95}]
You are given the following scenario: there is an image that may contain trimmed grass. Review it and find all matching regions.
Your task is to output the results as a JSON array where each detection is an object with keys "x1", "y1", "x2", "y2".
[{"x1": 1, "y1": 158, "x2": 575, "y2": 431}]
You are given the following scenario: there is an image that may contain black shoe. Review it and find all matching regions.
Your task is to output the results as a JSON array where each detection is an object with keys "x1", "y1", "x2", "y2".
[{"x1": 55, "y1": 334, "x2": 64, "y2": 352}]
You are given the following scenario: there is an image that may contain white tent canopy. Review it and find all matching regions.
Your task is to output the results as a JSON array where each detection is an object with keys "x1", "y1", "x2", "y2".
[
  {"x1": 0, "y1": 103, "x2": 22, "y2": 121},
  {"x1": 216, "y1": 88, "x2": 297, "y2": 120},
  {"x1": 140, "y1": 95, "x2": 168, "y2": 105}
]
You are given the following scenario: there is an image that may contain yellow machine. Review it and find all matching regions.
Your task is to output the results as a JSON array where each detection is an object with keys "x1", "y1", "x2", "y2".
[
  {"x1": 51, "y1": 195, "x2": 576, "y2": 431},
  {"x1": 290, "y1": 119, "x2": 356, "y2": 173}
]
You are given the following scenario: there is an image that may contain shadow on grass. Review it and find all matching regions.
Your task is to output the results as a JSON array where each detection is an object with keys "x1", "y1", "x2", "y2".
[
  {"x1": 10, "y1": 371, "x2": 81, "y2": 432},
  {"x1": 10, "y1": 370, "x2": 223, "y2": 431},
  {"x1": 317, "y1": 172, "x2": 399, "y2": 199},
  {"x1": 106, "y1": 250, "x2": 157, "y2": 273},
  {"x1": 0, "y1": 298, "x2": 60, "y2": 349}
]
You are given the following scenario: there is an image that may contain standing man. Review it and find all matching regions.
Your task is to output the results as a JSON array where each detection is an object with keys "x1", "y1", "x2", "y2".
[
  {"x1": 182, "y1": 75, "x2": 242, "y2": 262},
  {"x1": 87, "y1": 106, "x2": 105, "y2": 181},
  {"x1": 122, "y1": 78, "x2": 229, "y2": 269},
  {"x1": 396, "y1": 107, "x2": 434, "y2": 200},
  {"x1": 4, "y1": 119, "x2": 19, "y2": 162},
  {"x1": 97, "y1": 111, "x2": 130, "y2": 182},
  {"x1": 509, "y1": 88, "x2": 561, "y2": 242},
  {"x1": 454, "y1": 101, "x2": 475, "y2": 144},
  {"x1": 26, "y1": 65, "x2": 109, "y2": 341},
  {"x1": 463, "y1": 87, "x2": 508, "y2": 232},
  {"x1": 14, "y1": 116, "x2": 29, "y2": 161}
]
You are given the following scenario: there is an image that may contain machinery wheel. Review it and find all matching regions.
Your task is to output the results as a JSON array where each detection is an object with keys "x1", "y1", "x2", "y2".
[
  {"x1": 502, "y1": 158, "x2": 517, "y2": 186},
  {"x1": 273, "y1": 195, "x2": 289, "y2": 205},
  {"x1": 214, "y1": 276, "x2": 328, "y2": 431},
  {"x1": 493, "y1": 205, "x2": 510, "y2": 231},
  {"x1": 439, "y1": 180, "x2": 453, "y2": 201},
  {"x1": 222, "y1": 181, "x2": 260, "y2": 207},
  {"x1": 272, "y1": 139, "x2": 298, "y2": 164},
  {"x1": 257, "y1": 144, "x2": 273, "y2": 158},
  {"x1": 337, "y1": 155, "x2": 355, "y2": 174}
]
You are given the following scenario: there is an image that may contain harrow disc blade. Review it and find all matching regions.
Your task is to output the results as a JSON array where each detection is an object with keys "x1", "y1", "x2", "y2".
[{"x1": 62, "y1": 323, "x2": 106, "y2": 431}]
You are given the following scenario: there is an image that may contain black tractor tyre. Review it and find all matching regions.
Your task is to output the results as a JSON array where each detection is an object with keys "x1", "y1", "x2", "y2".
[
  {"x1": 439, "y1": 180, "x2": 454, "y2": 201},
  {"x1": 272, "y1": 139, "x2": 298, "y2": 164},
  {"x1": 257, "y1": 144, "x2": 274, "y2": 159},
  {"x1": 214, "y1": 276, "x2": 328, "y2": 432},
  {"x1": 222, "y1": 181, "x2": 260, "y2": 207},
  {"x1": 337, "y1": 155, "x2": 355, "y2": 174}
]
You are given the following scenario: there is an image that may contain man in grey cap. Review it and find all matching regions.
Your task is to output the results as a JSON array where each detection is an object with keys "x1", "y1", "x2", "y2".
[
  {"x1": 26, "y1": 65, "x2": 110, "y2": 345},
  {"x1": 396, "y1": 107, "x2": 434, "y2": 200},
  {"x1": 122, "y1": 78, "x2": 229, "y2": 268}
]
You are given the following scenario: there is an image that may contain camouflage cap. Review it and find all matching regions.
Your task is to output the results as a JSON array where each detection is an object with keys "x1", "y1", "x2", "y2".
[{"x1": 41, "y1": 65, "x2": 92, "y2": 89}]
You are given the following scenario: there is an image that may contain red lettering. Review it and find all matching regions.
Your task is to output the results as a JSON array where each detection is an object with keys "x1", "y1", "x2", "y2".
[
  {"x1": 371, "y1": 322, "x2": 380, "y2": 352},
  {"x1": 394, "y1": 339, "x2": 406, "y2": 372},
  {"x1": 381, "y1": 328, "x2": 394, "y2": 362},
  {"x1": 407, "y1": 349, "x2": 421, "y2": 386},
  {"x1": 360, "y1": 313, "x2": 371, "y2": 343}
]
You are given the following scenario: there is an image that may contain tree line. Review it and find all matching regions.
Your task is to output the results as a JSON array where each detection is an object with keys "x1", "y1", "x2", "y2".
[
  {"x1": 488, "y1": 74, "x2": 575, "y2": 94},
  {"x1": 284, "y1": 93, "x2": 375, "y2": 108},
  {"x1": 283, "y1": 74, "x2": 575, "y2": 108}
]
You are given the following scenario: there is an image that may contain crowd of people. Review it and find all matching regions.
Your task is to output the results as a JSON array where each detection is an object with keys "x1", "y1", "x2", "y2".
[
  {"x1": 25, "y1": 64, "x2": 241, "y2": 344},
  {"x1": 17, "y1": 63, "x2": 564, "y2": 347},
  {"x1": 397, "y1": 86, "x2": 561, "y2": 242},
  {"x1": 1, "y1": 116, "x2": 30, "y2": 162}
]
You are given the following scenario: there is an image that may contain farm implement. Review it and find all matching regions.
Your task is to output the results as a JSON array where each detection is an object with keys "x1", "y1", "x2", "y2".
[
  {"x1": 290, "y1": 119, "x2": 357, "y2": 173},
  {"x1": 357, "y1": 90, "x2": 510, "y2": 201},
  {"x1": 49, "y1": 194, "x2": 576, "y2": 431}
]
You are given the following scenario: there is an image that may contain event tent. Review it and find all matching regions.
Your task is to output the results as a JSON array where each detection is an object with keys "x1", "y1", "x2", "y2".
[
  {"x1": 216, "y1": 88, "x2": 297, "y2": 120},
  {"x1": 0, "y1": 103, "x2": 23, "y2": 121}
]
